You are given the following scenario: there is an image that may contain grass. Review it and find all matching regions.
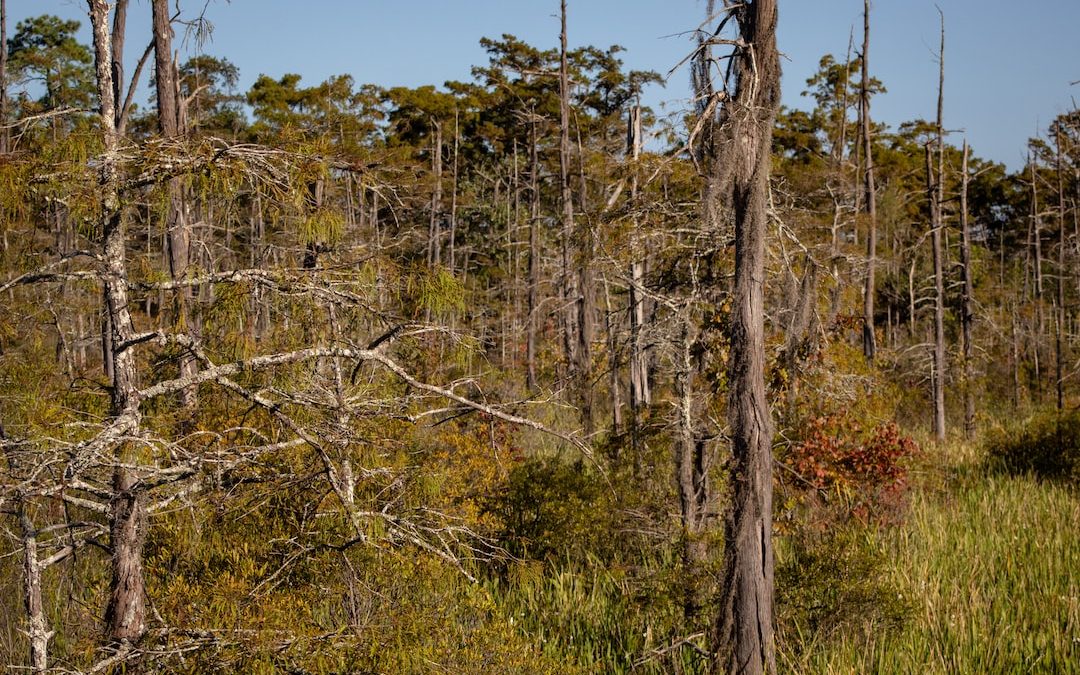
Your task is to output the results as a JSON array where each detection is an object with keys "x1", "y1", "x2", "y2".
[{"x1": 784, "y1": 441, "x2": 1080, "y2": 674}]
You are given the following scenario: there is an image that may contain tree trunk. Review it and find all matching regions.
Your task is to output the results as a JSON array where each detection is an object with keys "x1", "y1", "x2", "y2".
[
  {"x1": 929, "y1": 13, "x2": 947, "y2": 443},
  {"x1": 429, "y1": 120, "x2": 443, "y2": 268},
  {"x1": 111, "y1": 0, "x2": 128, "y2": 132},
  {"x1": 959, "y1": 141, "x2": 976, "y2": 438},
  {"x1": 20, "y1": 507, "x2": 52, "y2": 673},
  {"x1": 712, "y1": 1, "x2": 781, "y2": 672},
  {"x1": 675, "y1": 319, "x2": 708, "y2": 617},
  {"x1": 628, "y1": 104, "x2": 650, "y2": 453},
  {"x1": 927, "y1": 143, "x2": 947, "y2": 443},
  {"x1": 0, "y1": 0, "x2": 8, "y2": 154},
  {"x1": 558, "y1": 0, "x2": 591, "y2": 430},
  {"x1": 88, "y1": 0, "x2": 148, "y2": 646},
  {"x1": 526, "y1": 117, "x2": 540, "y2": 391},
  {"x1": 861, "y1": 0, "x2": 878, "y2": 362},
  {"x1": 1056, "y1": 126, "x2": 1067, "y2": 411},
  {"x1": 152, "y1": 0, "x2": 197, "y2": 411}
]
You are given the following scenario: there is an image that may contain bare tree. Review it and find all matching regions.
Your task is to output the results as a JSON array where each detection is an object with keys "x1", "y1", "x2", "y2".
[
  {"x1": 929, "y1": 11, "x2": 947, "y2": 442},
  {"x1": 628, "y1": 104, "x2": 651, "y2": 450},
  {"x1": 960, "y1": 140, "x2": 976, "y2": 437},
  {"x1": 861, "y1": 0, "x2": 879, "y2": 362},
  {"x1": 558, "y1": 0, "x2": 594, "y2": 432},
  {"x1": 0, "y1": 0, "x2": 8, "y2": 154},
  {"x1": 87, "y1": 0, "x2": 149, "y2": 646},
  {"x1": 152, "y1": 0, "x2": 199, "y2": 411}
]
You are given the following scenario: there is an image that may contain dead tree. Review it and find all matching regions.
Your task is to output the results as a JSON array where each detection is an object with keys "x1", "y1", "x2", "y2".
[
  {"x1": 1055, "y1": 124, "x2": 1067, "y2": 411},
  {"x1": 960, "y1": 140, "x2": 976, "y2": 437},
  {"x1": 861, "y1": 0, "x2": 879, "y2": 362},
  {"x1": 628, "y1": 104, "x2": 651, "y2": 451},
  {"x1": 88, "y1": 0, "x2": 149, "y2": 646},
  {"x1": 929, "y1": 11, "x2": 947, "y2": 442},
  {"x1": 152, "y1": 0, "x2": 199, "y2": 411},
  {"x1": 558, "y1": 0, "x2": 593, "y2": 432},
  {"x1": 1, "y1": 0, "x2": 8, "y2": 154},
  {"x1": 708, "y1": 1, "x2": 781, "y2": 672}
]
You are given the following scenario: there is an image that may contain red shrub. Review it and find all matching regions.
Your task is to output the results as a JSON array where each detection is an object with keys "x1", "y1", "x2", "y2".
[{"x1": 783, "y1": 414, "x2": 918, "y2": 524}]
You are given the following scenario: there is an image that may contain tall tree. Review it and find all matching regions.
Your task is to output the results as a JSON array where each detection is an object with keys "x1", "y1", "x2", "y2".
[
  {"x1": 152, "y1": 0, "x2": 198, "y2": 410},
  {"x1": 558, "y1": 0, "x2": 594, "y2": 432},
  {"x1": 86, "y1": 0, "x2": 148, "y2": 647},
  {"x1": 959, "y1": 140, "x2": 976, "y2": 437},
  {"x1": 710, "y1": 1, "x2": 781, "y2": 672},
  {"x1": 929, "y1": 11, "x2": 947, "y2": 442},
  {"x1": 861, "y1": 0, "x2": 879, "y2": 362},
  {"x1": 1, "y1": 0, "x2": 8, "y2": 153}
]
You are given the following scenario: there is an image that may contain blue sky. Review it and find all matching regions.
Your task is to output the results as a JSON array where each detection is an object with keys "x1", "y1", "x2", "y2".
[{"x1": 10, "y1": 1, "x2": 1080, "y2": 170}]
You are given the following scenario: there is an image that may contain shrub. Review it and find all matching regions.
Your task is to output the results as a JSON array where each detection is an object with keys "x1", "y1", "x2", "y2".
[
  {"x1": 782, "y1": 413, "x2": 919, "y2": 524},
  {"x1": 487, "y1": 458, "x2": 615, "y2": 561}
]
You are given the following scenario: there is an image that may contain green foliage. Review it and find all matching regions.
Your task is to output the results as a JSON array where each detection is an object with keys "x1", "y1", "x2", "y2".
[
  {"x1": 985, "y1": 409, "x2": 1080, "y2": 482},
  {"x1": 790, "y1": 450, "x2": 1080, "y2": 673},
  {"x1": 8, "y1": 15, "x2": 94, "y2": 111},
  {"x1": 488, "y1": 457, "x2": 614, "y2": 561}
]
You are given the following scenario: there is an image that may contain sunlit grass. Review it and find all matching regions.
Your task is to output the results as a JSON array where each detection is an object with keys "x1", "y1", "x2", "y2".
[{"x1": 786, "y1": 443, "x2": 1080, "y2": 673}]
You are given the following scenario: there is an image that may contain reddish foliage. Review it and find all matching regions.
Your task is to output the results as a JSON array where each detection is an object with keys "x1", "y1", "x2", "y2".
[{"x1": 784, "y1": 414, "x2": 919, "y2": 524}]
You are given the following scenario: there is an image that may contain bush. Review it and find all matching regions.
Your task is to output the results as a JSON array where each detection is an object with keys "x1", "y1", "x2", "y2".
[
  {"x1": 487, "y1": 458, "x2": 615, "y2": 561},
  {"x1": 985, "y1": 409, "x2": 1080, "y2": 481},
  {"x1": 782, "y1": 413, "x2": 919, "y2": 525}
]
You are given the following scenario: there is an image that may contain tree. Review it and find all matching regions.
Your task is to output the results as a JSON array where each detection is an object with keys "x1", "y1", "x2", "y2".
[
  {"x1": 7, "y1": 14, "x2": 93, "y2": 115},
  {"x1": 707, "y1": 1, "x2": 781, "y2": 672},
  {"x1": 861, "y1": 0, "x2": 879, "y2": 362}
]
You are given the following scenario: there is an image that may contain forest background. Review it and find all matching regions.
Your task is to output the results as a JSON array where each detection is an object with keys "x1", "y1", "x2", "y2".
[{"x1": 0, "y1": 0, "x2": 1078, "y2": 672}]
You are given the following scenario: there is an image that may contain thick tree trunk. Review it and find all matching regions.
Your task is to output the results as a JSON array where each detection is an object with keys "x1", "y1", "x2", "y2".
[
  {"x1": 712, "y1": 1, "x2": 781, "y2": 672},
  {"x1": 861, "y1": 0, "x2": 878, "y2": 362},
  {"x1": 88, "y1": 0, "x2": 148, "y2": 646},
  {"x1": 959, "y1": 141, "x2": 976, "y2": 438}
]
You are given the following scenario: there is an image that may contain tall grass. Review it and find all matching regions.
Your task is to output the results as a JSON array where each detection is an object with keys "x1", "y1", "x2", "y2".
[{"x1": 785, "y1": 451, "x2": 1080, "y2": 673}]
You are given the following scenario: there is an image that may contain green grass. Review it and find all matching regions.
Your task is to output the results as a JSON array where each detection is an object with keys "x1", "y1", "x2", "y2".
[{"x1": 784, "y1": 446, "x2": 1080, "y2": 674}]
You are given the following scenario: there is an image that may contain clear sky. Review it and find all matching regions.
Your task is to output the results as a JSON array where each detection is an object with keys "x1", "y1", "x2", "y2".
[{"x1": 10, "y1": 1, "x2": 1080, "y2": 170}]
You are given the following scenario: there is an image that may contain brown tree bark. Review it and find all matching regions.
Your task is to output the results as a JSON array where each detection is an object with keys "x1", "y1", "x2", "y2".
[
  {"x1": 0, "y1": 0, "x2": 8, "y2": 154},
  {"x1": 152, "y1": 0, "x2": 198, "y2": 410},
  {"x1": 111, "y1": 0, "x2": 128, "y2": 132},
  {"x1": 711, "y1": 1, "x2": 781, "y2": 672},
  {"x1": 88, "y1": 0, "x2": 148, "y2": 646},
  {"x1": 861, "y1": 0, "x2": 878, "y2": 362}
]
